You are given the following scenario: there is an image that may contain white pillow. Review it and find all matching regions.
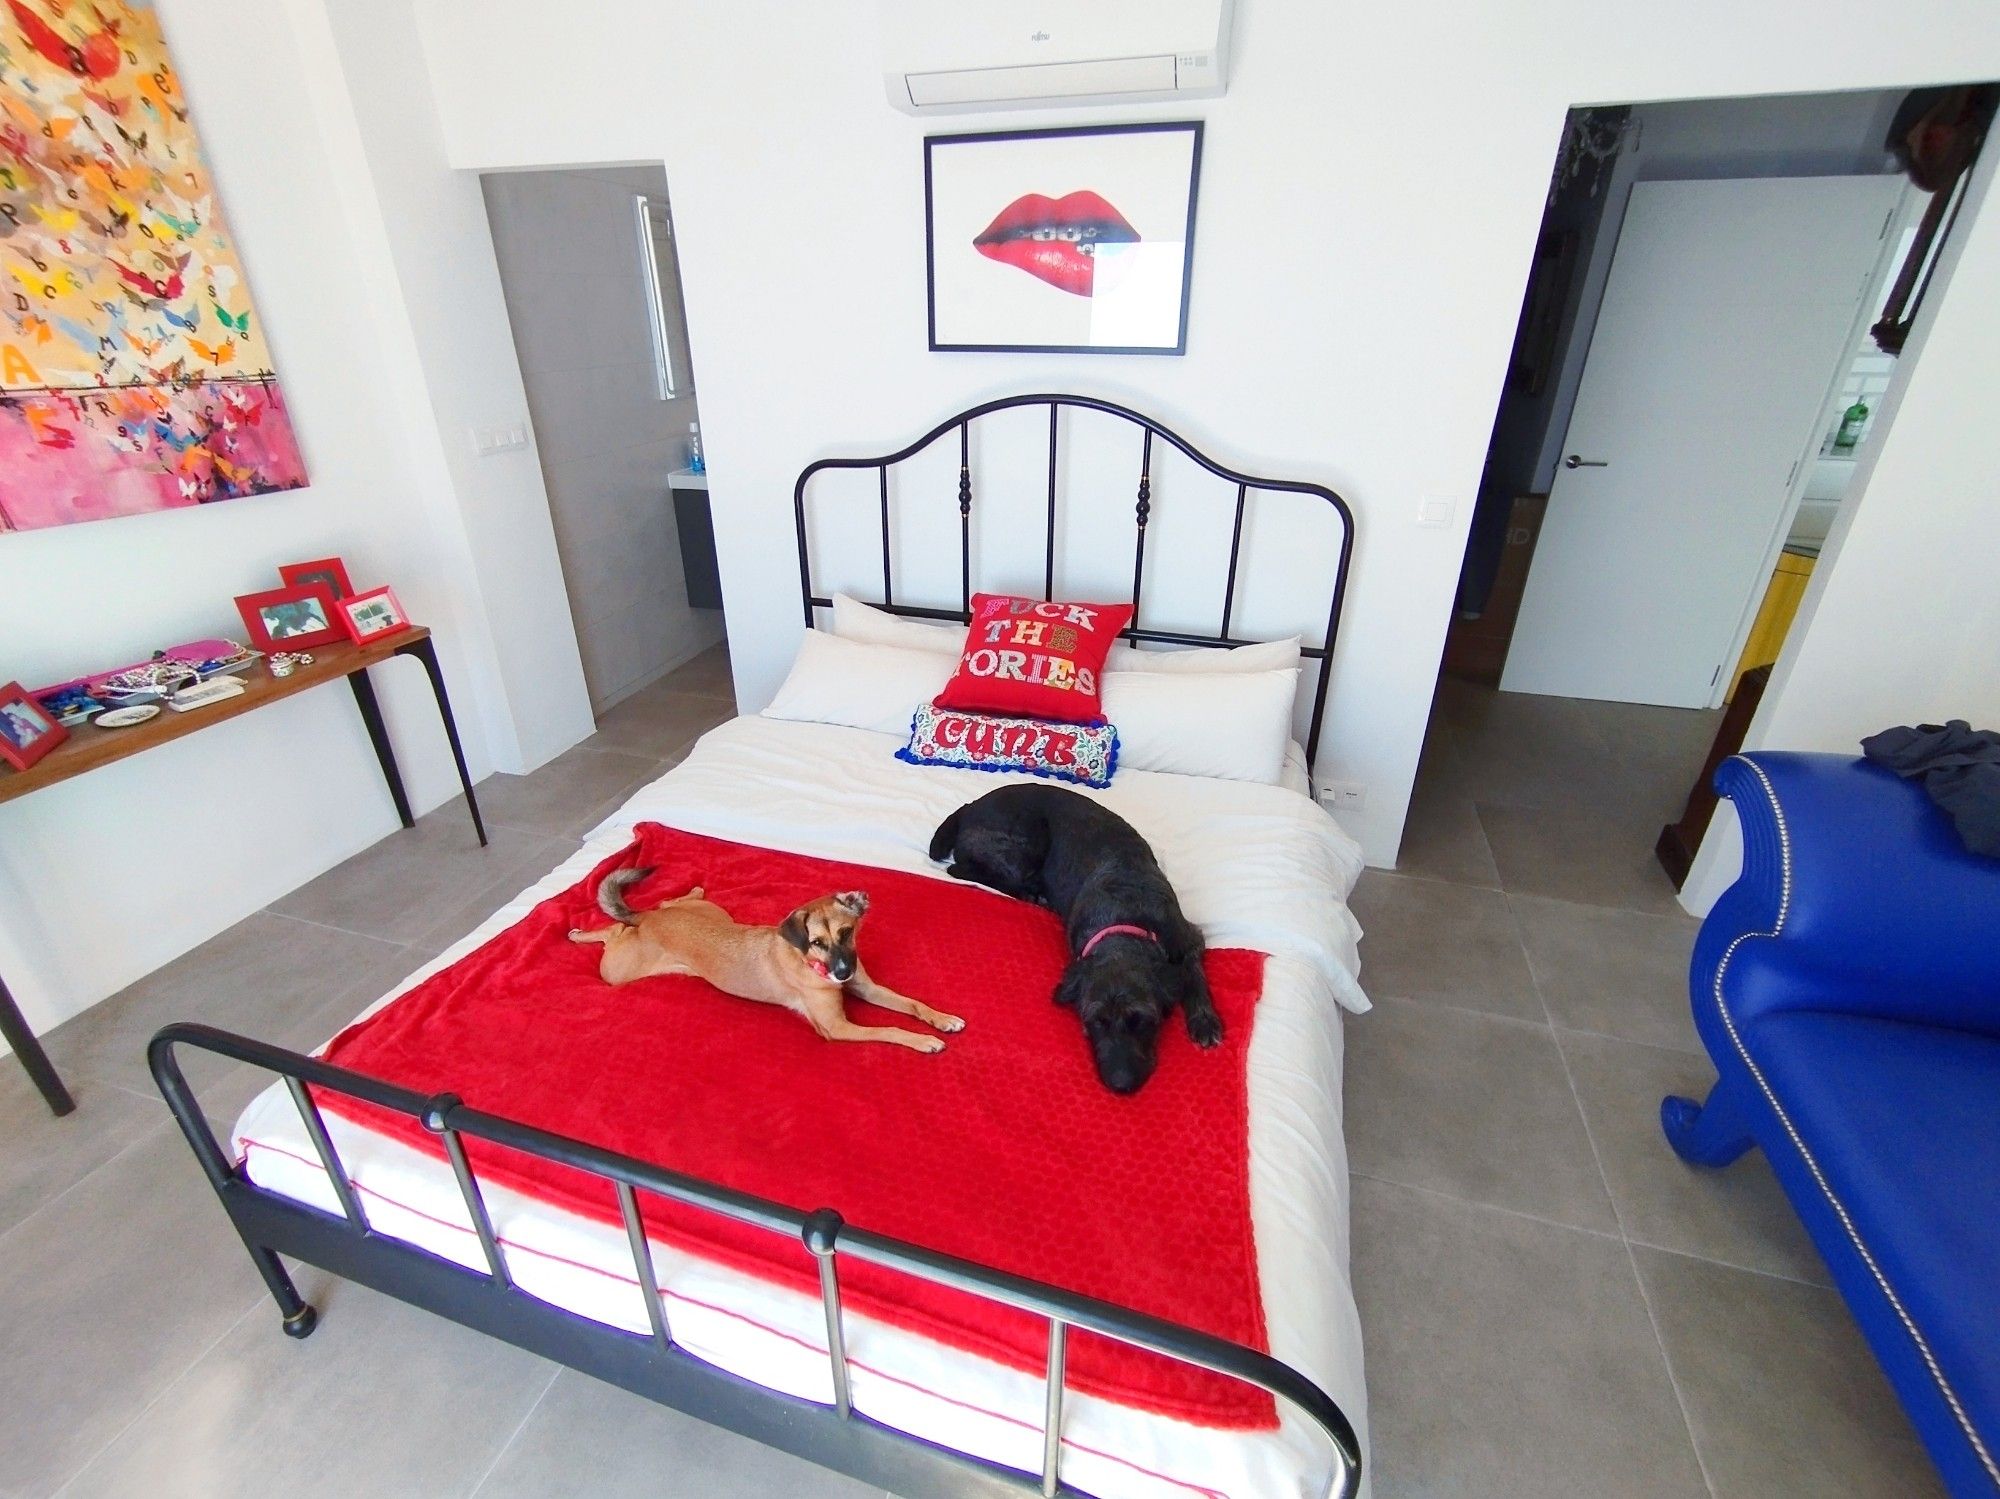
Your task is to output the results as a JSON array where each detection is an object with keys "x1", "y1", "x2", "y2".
[
  {"x1": 831, "y1": 592, "x2": 1301, "y2": 674},
  {"x1": 1105, "y1": 636, "x2": 1301, "y2": 674},
  {"x1": 830, "y1": 594, "x2": 960, "y2": 654},
  {"x1": 761, "y1": 629, "x2": 953, "y2": 737},
  {"x1": 1100, "y1": 667, "x2": 1299, "y2": 784},
  {"x1": 776, "y1": 620, "x2": 1300, "y2": 783}
]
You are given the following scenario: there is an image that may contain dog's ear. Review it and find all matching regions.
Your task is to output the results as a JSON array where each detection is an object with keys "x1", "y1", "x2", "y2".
[
  {"x1": 778, "y1": 909, "x2": 811, "y2": 952},
  {"x1": 834, "y1": 890, "x2": 869, "y2": 916},
  {"x1": 1052, "y1": 964, "x2": 1085, "y2": 1008}
]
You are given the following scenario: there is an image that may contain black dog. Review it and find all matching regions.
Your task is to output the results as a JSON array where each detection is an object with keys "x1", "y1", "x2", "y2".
[{"x1": 928, "y1": 784, "x2": 1220, "y2": 1093}]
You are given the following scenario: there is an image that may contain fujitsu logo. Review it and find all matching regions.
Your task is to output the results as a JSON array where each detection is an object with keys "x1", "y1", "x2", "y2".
[{"x1": 1030, "y1": 29, "x2": 1049, "y2": 41}]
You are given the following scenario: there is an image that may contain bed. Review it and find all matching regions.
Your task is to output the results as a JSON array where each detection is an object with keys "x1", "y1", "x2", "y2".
[{"x1": 153, "y1": 395, "x2": 1370, "y2": 1499}]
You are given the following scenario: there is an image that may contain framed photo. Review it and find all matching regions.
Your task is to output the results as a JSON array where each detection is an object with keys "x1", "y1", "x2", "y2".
[
  {"x1": 0, "y1": 681, "x2": 68, "y2": 771},
  {"x1": 925, "y1": 122, "x2": 1203, "y2": 355},
  {"x1": 338, "y1": 585, "x2": 412, "y2": 645},
  {"x1": 235, "y1": 582, "x2": 345, "y2": 651},
  {"x1": 278, "y1": 557, "x2": 355, "y2": 601}
]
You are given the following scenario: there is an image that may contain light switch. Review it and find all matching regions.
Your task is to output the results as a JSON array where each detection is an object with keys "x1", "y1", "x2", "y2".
[{"x1": 472, "y1": 423, "x2": 532, "y2": 457}]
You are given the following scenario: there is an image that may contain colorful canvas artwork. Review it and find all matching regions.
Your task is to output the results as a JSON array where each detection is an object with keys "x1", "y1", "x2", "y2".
[{"x1": 0, "y1": 0, "x2": 305, "y2": 533}]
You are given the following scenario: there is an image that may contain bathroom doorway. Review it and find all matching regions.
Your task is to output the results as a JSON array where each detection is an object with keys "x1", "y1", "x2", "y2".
[{"x1": 481, "y1": 164, "x2": 726, "y2": 715}]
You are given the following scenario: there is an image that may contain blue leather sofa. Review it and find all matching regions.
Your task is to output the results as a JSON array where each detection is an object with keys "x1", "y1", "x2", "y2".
[{"x1": 1662, "y1": 752, "x2": 2000, "y2": 1498}]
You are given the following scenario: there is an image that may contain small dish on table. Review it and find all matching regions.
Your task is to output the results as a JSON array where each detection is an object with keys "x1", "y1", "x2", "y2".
[{"x1": 96, "y1": 704, "x2": 163, "y2": 729}]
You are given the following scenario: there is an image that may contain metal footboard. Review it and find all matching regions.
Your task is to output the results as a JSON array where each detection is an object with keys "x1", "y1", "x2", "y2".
[{"x1": 151, "y1": 1022, "x2": 1362, "y2": 1499}]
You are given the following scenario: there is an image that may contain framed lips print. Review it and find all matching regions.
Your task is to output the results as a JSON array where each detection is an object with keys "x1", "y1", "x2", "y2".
[{"x1": 925, "y1": 122, "x2": 1204, "y2": 355}]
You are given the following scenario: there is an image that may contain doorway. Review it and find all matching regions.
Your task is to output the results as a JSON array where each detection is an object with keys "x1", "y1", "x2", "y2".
[
  {"x1": 1503, "y1": 173, "x2": 1905, "y2": 707},
  {"x1": 1415, "y1": 85, "x2": 1987, "y2": 901},
  {"x1": 480, "y1": 164, "x2": 727, "y2": 716}
]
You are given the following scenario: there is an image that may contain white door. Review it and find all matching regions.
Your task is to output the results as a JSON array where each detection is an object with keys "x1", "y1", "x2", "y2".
[{"x1": 1502, "y1": 175, "x2": 1902, "y2": 707}]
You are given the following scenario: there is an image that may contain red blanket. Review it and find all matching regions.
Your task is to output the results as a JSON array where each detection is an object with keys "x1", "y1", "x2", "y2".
[{"x1": 316, "y1": 823, "x2": 1274, "y2": 1427}]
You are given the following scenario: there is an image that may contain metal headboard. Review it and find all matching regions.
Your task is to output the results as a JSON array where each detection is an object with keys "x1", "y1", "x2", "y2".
[{"x1": 792, "y1": 393, "x2": 1356, "y2": 771}]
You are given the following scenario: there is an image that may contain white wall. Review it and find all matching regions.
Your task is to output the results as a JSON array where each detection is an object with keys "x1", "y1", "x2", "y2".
[
  {"x1": 410, "y1": 0, "x2": 2000, "y2": 874},
  {"x1": 300, "y1": 0, "x2": 594, "y2": 771},
  {"x1": 0, "y1": 0, "x2": 592, "y2": 1046},
  {"x1": 483, "y1": 167, "x2": 723, "y2": 710},
  {"x1": 1945, "y1": 597, "x2": 2000, "y2": 723}
]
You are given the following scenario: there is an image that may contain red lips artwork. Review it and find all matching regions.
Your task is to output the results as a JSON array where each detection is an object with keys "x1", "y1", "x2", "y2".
[{"x1": 973, "y1": 190, "x2": 1139, "y2": 297}]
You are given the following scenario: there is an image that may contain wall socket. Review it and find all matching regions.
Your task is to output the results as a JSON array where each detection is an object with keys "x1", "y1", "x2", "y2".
[{"x1": 1317, "y1": 781, "x2": 1367, "y2": 814}]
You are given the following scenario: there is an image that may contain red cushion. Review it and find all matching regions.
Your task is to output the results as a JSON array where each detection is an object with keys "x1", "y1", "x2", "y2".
[{"x1": 933, "y1": 593, "x2": 1133, "y2": 723}]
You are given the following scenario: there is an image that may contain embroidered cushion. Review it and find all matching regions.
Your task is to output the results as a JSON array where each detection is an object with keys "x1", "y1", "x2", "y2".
[
  {"x1": 898, "y1": 704, "x2": 1117, "y2": 788},
  {"x1": 933, "y1": 593, "x2": 1133, "y2": 724}
]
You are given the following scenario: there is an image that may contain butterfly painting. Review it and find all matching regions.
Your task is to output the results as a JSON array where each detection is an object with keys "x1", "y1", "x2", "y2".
[{"x1": 0, "y1": 0, "x2": 306, "y2": 533}]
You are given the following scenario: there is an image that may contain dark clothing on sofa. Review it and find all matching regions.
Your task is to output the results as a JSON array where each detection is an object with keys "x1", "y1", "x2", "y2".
[{"x1": 1861, "y1": 720, "x2": 2000, "y2": 857}]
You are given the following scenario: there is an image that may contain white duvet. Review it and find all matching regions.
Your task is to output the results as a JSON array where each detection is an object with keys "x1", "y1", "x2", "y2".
[{"x1": 235, "y1": 715, "x2": 1372, "y2": 1499}]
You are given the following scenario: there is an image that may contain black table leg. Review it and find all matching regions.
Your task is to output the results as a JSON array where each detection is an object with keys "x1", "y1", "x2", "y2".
[
  {"x1": 348, "y1": 667, "x2": 415, "y2": 831},
  {"x1": 396, "y1": 634, "x2": 488, "y2": 848},
  {"x1": 0, "y1": 968, "x2": 75, "y2": 1117}
]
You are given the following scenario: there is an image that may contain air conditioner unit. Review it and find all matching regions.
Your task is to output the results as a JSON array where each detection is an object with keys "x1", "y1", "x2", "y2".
[{"x1": 880, "y1": 0, "x2": 1233, "y2": 115}]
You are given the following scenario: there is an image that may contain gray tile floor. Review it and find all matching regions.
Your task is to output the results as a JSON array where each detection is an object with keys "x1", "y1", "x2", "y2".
[
  {"x1": 1349, "y1": 675, "x2": 1942, "y2": 1498},
  {"x1": 0, "y1": 658, "x2": 1940, "y2": 1498}
]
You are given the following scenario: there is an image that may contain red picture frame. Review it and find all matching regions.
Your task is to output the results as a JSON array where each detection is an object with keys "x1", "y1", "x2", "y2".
[
  {"x1": 278, "y1": 556, "x2": 355, "y2": 601},
  {"x1": 0, "y1": 680, "x2": 68, "y2": 772},
  {"x1": 234, "y1": 582, "x2": 346, "y2": 651},
  {"x1": 338, "y1": 585, "x2": 413, "y2": 645}
]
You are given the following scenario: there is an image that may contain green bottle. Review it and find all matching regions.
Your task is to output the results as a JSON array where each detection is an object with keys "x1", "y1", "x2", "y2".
[{"x1": 1833, "y1": 400, "x2": 1869, "y2": 452}]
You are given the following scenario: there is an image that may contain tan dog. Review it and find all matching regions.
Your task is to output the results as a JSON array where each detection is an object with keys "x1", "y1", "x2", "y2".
[{"x1": 569, "y1": 867, "x2": 963, "y2": 1053}]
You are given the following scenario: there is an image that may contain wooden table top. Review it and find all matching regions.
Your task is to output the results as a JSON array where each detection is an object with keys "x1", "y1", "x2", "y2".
[{"x1": 0, "y1": 626, "x2": 430, "y2": 806}]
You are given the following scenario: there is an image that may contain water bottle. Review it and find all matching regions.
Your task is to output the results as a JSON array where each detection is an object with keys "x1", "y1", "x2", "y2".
[{"x1": 688, "y1": 422, "x2": 705, "y2": 474}]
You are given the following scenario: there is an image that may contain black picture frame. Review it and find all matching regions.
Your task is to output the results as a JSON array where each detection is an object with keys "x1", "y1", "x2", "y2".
[{"x1": 924, "y1": 121, "x2": 1204, "y2": 356}]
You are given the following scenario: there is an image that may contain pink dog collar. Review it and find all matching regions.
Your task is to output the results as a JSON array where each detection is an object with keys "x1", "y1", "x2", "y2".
[{"x1": 1079, "y1": 924, "x2": 1158, "y2": 960}]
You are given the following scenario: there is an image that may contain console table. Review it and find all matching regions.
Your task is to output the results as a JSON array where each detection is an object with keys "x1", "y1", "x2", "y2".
[{"x1": 0, "y1": 626, "x2": 485, "y2": 1117}]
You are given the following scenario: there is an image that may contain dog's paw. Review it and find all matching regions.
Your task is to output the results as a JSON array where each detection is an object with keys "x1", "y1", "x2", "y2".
[
  {"x1": 928, "y1": 1010, "x2": 965, "y2": 1032},
  {"x1": 912, "y1": 1034, "x2": 947, "y2": 1054},
  {"x1": 1187, "y1": 1010, "x2": 1225, "y2": 1048}
]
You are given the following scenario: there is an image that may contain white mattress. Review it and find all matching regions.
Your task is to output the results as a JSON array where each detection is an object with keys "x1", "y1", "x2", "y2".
[{"x1": 236, "y1": 716, "x2": 1371, "y2": 1498}]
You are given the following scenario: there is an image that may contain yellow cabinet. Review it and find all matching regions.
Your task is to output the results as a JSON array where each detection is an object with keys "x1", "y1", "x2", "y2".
[{"x1": 1729, "y1": 549, "x2": 1816, "y2": 701}]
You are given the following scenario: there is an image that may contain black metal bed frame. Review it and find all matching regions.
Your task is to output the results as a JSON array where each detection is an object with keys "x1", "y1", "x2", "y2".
[
  {"x1": 152, "y1": 1026, "x2": 1361, "y2": 1498},
  {"x1": 793, "y1": 392, "x2": 1356, "y2": 772},
  {"x1": 154, "y1": 396, "x2": 1363, "y2": 1498}
]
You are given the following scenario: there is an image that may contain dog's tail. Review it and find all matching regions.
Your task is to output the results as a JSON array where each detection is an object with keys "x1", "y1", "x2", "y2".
[
  {"x1": 596, "y1": 865, "x2": 655, "y2": 926},
  {"x1": 928, "y1": 806, "x2": 965, "y2": 864}
]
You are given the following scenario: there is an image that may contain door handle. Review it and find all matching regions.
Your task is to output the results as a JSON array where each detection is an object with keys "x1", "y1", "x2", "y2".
[{"x1": 1563, "y1": 454, "x2": 1609, "y2": 469}]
